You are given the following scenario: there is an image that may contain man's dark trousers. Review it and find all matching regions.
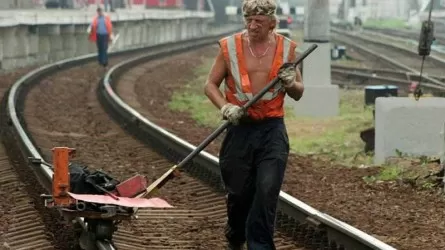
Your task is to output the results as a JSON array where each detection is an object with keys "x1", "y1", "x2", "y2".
[
  {"x1": 219, "y1": 117, "x2": 289, "y2": 250},
  {"x1": 96, "y1": 34, "x2": 109, "y2": 67}
]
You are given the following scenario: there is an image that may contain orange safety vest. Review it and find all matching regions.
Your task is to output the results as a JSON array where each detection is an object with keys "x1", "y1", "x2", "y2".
[
  {"x1": 89, "y1": 14, "x2": 113, "y2": 42},
  {"x1": 219, "y1": 32, "x2": 298, "y2": 120}
]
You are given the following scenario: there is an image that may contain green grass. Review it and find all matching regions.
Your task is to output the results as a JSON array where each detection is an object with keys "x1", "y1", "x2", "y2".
[
  {"x1": 378, "y1": 165, "x2": 404, "y2": 181},
  {"x1": 363, "y1": 165, "x2": 403, "y2": 183},
  {"x1": 168, "y1": 58, "x2": 223, "y2": 128},
  {"x1": 169, "y1": 56, "x2": 375, "y2": 167},
  {"x1": 363, "y1": 18, "x2": 410, "y2": 29},
  {"x1": 284, "y1": 90, "x2": 374, "y2": 166},
  {"x1": 362, "y1": 157, "x2": 442, "y2": 189}
]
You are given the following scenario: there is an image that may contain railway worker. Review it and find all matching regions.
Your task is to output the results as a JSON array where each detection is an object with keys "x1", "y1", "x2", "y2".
[
  {"x1": 203, "y1": 0, "x2": 304, "y2": 249},
  {"x1": 88, "y1": 7, "x2": 114, "y2": 69}
]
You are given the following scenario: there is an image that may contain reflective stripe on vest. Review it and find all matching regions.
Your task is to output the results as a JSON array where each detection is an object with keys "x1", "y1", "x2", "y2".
[{"x1": 224, "y1": 34, "x2": 294, "y2": 102}]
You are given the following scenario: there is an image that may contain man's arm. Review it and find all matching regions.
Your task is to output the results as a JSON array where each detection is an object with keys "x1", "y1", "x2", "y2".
[{"x1": 204, "y1": 48, "x2": 228, "y2": 109}]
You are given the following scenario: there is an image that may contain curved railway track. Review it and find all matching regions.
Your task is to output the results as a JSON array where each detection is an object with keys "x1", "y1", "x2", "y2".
[
  {"x1": 0, "y1": 69, "x2": 80, "y2": 250},
  {"x1": 331, "y1": 27, "x2": 445, "y2": 88},
  {"x1": 1, "y1": 27, "x2": 398, "y2": 250}
]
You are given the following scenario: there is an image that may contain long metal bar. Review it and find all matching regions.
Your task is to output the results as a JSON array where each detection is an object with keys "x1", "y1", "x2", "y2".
[
  {"x1": 131, "y1": 43, "x2": 317, "y2": 202},
  {"x1": 101, "y1": 37, "x2": 397, "y2": 250},
  {"x1": 176, "y1": 44, "x2": 318, "y2": 169}
]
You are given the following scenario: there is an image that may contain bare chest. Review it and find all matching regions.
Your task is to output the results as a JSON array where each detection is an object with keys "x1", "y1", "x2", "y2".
[{"x1": 242, "y1": 42, "x2": 276, "y2": 95}]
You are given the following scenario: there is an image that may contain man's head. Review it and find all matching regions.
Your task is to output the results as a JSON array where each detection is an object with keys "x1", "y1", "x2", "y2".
[
  {"x1": 242, "y1": 0, "x2": 277, "y2": 40},
  {"x1": 97, "y1": 7, "x2": 103, "y2": 16}
]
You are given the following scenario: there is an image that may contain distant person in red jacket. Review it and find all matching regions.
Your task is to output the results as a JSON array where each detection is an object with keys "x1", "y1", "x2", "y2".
[{"x1": 88, "y1": 7, "x2": 113, "y2": 69}]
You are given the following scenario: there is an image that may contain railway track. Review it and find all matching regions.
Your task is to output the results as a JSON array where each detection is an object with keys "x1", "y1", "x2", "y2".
[
  {"x1": 0, "y1": 70, "x2": 82, "y2": 250},
  {"x1": 330, "y1": 65, "x2": 445, "y2": 95},
  {"x1": 330, "y1": 22, "x2": 445, "y2": 47},
  {"x1": 331, "y1": 27, "x2": 445, "y2": 90},
  {"x1": 352, "y1": 29, "x2": 445, "y2": 61},
  {"x1": 362, "y1": 26, "x2": 445, "y2": 47},
  {"x1": 0, "y1": 143, "x2": 56, "y2": 250},
  {"x1": 2, "y1": 27, "x2": 397, "y2": 250}
]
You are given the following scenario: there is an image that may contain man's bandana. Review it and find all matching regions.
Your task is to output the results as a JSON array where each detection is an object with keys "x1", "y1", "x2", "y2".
[{"x1": 242, "y1": 0, "x2": 277, "y2": 17}]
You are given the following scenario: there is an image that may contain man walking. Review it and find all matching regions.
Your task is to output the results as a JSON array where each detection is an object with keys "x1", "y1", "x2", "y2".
[
  {"x1": 203, "y1": 0, "x2": 304, "y2": 249},
  {"x1": 88, "y1": 7, "x2": 113, "y2": 69}
]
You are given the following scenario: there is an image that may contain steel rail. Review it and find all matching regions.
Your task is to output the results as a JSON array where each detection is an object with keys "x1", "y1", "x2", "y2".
[
  {"x1": 330, "y1": 23, "x2": 445, "y2": 46},
  {"x1": 332, "y1": 64, "x2": 445, "y2": 82},
  {"x1": 5, "y1": 26, "x2": 241, "y2": 250},
  {"x1": 354, "y1": 29, "x2": 445, "y2": 58},
  {"x1": 331, "y1": 26, "x2": 445, "y2": 67},
  {"x1": 100, "y1": 34, "x2": 398, "y2": 250},
  {"x1": 360, "y1": 26, "x2": 445, "y2": 46},
  {"x1": 331, "y1": 67, "x2": 445, "y2": 94},
  {"x1": 331, "y1": 27, "x2": 445, "y2": 88}
]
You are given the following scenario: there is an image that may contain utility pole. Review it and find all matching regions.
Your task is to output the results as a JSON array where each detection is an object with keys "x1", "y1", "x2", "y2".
[
  {"x1": 288, "y1": 0, "x2": 339, "y2": 117},
  {"x1": 343, "y1": 0, "x2": 350, "y2": 21}
]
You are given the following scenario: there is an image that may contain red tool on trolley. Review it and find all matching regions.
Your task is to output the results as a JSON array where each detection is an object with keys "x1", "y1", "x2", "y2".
[{"x1": 32, "y1": 147, "x2": 172, "y2": 247}]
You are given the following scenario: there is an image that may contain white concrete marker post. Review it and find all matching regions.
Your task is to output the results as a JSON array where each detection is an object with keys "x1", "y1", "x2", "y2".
[
  {"x1": 286, "y1": 0, "x2": 340, "y2": 117},
  {"x1": 374, "y1": 97, "x2": 445, "y2": 165}
]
